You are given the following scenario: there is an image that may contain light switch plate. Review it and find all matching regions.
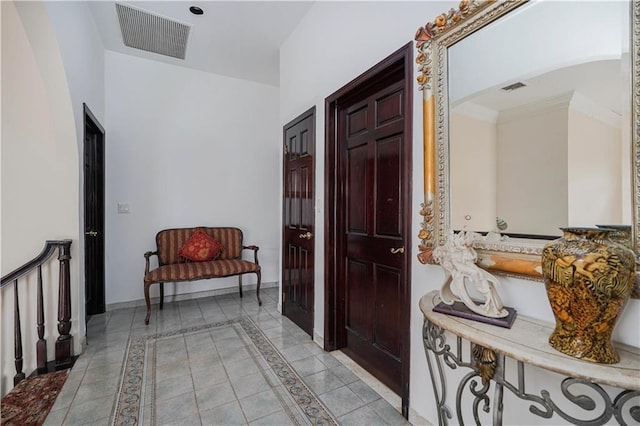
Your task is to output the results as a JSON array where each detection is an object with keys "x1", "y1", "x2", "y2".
[{"x1": 117, "y1": 202, "x2": 130, "y2": 214}]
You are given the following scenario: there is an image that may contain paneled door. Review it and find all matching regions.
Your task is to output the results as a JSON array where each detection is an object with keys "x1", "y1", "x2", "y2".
[
  {"x1": 282, "y1": 107, "x2": 315, "y2": 337},
  {"x1": 340, "y1": 77, "x2": 407, "y2": 395},
  {"x1": 83, "y1": 104, "x2": 106, "y2": 318},
  {"x1": 325, "y1": 43, "x2": 412, "y2": 417}
]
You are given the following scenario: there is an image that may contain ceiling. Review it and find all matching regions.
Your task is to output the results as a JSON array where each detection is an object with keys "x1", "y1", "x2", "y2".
[
  {"x1": 87, "y1": 1, "x2": 315, "y2": 86},
  {"x1": 454, "y1": 59, "x2": 624, "y2": 117}
]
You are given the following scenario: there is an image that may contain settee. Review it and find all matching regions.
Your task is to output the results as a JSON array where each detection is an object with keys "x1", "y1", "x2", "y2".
[{"x1": 143, "y1": 226, "x2": 261, "y2": 324}]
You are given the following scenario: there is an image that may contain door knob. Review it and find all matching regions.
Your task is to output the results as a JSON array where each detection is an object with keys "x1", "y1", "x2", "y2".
[
  {"x1": 85, "y1": 231, "x2": 98, "y2": 237},
  {"x1": 390, "y1": 247, "x2": 405, "y2": 254},
  {"x1": 298, "y1": 232, "x2": 313, "y2": 240}
]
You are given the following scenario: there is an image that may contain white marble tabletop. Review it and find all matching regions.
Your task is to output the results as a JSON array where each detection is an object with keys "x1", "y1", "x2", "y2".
[{"x1": 419, "y1": 291, "x2": 640, "y2": 391}]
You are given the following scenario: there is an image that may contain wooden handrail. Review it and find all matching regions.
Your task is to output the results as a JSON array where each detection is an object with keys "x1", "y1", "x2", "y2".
[
  {"x1": 1, "y1": 240, "x2": 72, "y2": 287},
  {"x1": 1, "y1": 239, "x2": 73, "y2": 386}
]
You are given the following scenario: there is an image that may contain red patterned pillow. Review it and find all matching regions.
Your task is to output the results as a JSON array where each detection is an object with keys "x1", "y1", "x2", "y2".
[{"x1": 178, "y1": 229, "x2": 223, "y2": 262}]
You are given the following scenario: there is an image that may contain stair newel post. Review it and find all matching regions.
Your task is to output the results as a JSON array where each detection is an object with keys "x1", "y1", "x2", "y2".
[
  {"x1": 13, "y1": 280, "x2": 26, "y2": 385},
  {"x1": 55, "y1": 240, "x2": 73, "y2": 369},
  {"x1": 36, "y1": 265, "x2": 47, "y2": 373}
]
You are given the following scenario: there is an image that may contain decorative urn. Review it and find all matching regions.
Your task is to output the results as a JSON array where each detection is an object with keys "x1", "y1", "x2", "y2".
[{"x1": 541, "y1": 227, "x2": 636, "y2": 364}]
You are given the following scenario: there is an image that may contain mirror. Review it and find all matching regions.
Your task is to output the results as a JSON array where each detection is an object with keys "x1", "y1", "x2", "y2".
[{"x1": 415, "y1": 0, "x2": 639, "y2": 297}]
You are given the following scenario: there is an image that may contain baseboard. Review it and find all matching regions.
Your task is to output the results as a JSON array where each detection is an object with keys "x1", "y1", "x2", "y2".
[
  {"x1": 106, "y1": 281, "x2": 278, "y2": 311},
  {"x1": 313, "y1": 330, "x2": 324, "y2": 348},
  {"x1": 409, "y1": 409, "x2": 432, "y2": 426},
  {"x1": 78, "y1": 335, "x2": 87, "y2": 354}
]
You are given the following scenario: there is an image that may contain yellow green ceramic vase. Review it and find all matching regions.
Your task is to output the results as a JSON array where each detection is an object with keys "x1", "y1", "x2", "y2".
[{"x1": 541, "y1": 227, "x2": 636, "y2": 364}]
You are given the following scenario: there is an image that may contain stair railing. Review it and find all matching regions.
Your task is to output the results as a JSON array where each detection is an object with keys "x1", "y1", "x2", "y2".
[{"x1": 1, "y1": 240, "x2": 73, "y2": 386}]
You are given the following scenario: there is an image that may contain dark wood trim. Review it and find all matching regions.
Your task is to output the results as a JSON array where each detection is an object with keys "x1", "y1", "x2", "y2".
[
  {"x1": 324, "y1": 41, "x2": 413, "y2": 418},
  {"x1": 324, "y1": 97, "x2": 338, "y2": 351},
  {"x1": 399, "y1": 42, "x2": 413, "y2": 419},
  {"x1": 1, "y1": 240, "x2": 71, "y2": 287},
  {"x1": 283, "y1": 106, "x2": 316, "y2": 132},
  {"x1": 83, "y1": 103, "x2": 105, "y2": 134}
]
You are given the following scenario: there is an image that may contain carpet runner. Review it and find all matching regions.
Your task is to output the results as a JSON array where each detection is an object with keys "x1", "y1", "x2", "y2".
[{"x1": 1, "y1": 369, "x2": 69, "y2": 426}]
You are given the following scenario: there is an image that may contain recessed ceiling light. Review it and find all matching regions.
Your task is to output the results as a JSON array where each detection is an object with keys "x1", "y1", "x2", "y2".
[{"x1": 189, "y1": 6, "x2": 203, "y2": 15}]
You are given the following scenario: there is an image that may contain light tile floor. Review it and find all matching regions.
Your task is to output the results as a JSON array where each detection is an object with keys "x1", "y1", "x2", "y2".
[{"x1": 43, "y1": 287, "x2": 411, "y2": 425}]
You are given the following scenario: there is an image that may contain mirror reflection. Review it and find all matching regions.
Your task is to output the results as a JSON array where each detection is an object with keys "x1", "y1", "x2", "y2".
[{"x1": 447, "y1": 1, "x2": 630, "y2": 238}]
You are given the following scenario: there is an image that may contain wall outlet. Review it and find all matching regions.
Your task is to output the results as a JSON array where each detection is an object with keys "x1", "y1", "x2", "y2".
[{"x1": 117, "y1": 202, "x2": 130, "y2": 214}]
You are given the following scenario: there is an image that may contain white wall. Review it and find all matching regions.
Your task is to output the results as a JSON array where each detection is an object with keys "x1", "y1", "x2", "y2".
[
  {"x1": 1, "y1": 1, "x2": 79, "y2": 396},
  {"x1": 43, "y1": 0, "x2": 106, "y2": 351},
  {"x1": 450, "y1": 109, "x2": 497, "y2": 232},
  {"x1": 280, "y1": 1, "x2": 454, "y2": 423},
  {"x1": 280, "y1": 1, "x2": 640, "y2": 425},
  {"x1": 104, "y1": 51, "x2": 280, "y2": 305},
  {"x1": 497, "y1": 105, "x2": 568, "y2": 235},
  {"x1": 568, "y1": 106, "x2": 622, "y2": 226}
]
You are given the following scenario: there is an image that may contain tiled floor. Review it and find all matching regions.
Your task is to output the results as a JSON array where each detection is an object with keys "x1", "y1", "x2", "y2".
[{"x1": 43, "y1": 288, "x2": 411, "y2": 425}]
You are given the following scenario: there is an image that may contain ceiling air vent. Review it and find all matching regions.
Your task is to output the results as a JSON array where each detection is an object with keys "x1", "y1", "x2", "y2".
[
  {"x1": 116, "y1": 3, "x2": 191, "y2": 60},
  {"x1": 501, "y1": 82, "x2": 527, "y2": 92}
]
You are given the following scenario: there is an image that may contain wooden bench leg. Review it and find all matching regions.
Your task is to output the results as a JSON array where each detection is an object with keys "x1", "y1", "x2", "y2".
[
  {"x1": 256, "y1": 270, "x2": 262, "y2": 306},
  {"x1": 238, "y1": 275, "x2": 243, "y2": 298},
  {"x1": 144, "y1": 282, "x2": 152, "y2": 325}
]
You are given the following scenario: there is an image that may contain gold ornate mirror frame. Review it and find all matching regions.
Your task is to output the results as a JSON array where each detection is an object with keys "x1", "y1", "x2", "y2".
[{"x1": 415, "y1": 0, "x2": 640, "y2": 297}]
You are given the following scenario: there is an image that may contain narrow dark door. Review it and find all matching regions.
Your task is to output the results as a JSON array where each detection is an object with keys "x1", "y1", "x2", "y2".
[
  {"x1": 325, "y1": 43, "x2": 412, "y2": 417},
  {"x1": 83, "y1": 104, "x2": 105, "y2": 318},
  {"x1": 282, "y1": 107, "x2": 315, "y2": 337}
]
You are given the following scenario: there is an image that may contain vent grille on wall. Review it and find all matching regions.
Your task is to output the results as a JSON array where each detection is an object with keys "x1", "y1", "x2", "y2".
[
  {"x1": 116, "y1": 3, "x2": 191, "y2": 60},
  {"x1": 501, "y1": 82, "x2": 527, "y2": 92}
]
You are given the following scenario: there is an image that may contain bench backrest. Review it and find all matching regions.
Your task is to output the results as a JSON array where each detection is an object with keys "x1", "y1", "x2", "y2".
[{"x1": 155, "y1": 227, "x2": 244, "y2": 265}]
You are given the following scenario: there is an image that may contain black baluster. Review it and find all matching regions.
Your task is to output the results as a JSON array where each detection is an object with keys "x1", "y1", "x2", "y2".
[
  {"x1": 36, "y1": 265, "x2": 47, "y2": 373},
  {"x1": 55, "y1": 241, "x2": 73, "y2": 369},
  {"x1": 14, "y1": 280, "x2": 25, "y2": 385}
]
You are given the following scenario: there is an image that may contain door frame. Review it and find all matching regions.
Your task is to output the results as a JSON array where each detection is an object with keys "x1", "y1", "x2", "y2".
[
  {"x1": 281, "y1": 106, "x2": 316, "y2": 336},
  {"x1": 324, "y1": 42, "x2": 413, "y2": 418},
  {"x1": 83, "y1": 103, "x2": 106, "y2": 319}
]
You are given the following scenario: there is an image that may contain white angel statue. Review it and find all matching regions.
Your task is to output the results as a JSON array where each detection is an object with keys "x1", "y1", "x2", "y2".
[{"x1": 432, "y1": 230, "x2": 508, "y2": 318}]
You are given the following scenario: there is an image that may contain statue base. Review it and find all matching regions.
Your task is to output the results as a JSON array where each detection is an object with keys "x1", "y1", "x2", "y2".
[{"x1": 433, "y1": 301, "x2": 517, "y2": 329}]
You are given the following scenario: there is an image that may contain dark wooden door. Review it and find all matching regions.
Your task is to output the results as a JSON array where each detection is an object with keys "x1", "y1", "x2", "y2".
[
  {"x1": 325, "y1": 43, "x2": 412, "y2": 416},
  {"x1": 282, "y1": 107, "x2": 315, "y2": 337},
  {"x1": 83, "y1": 104, "x2": 105, "y2": 318},
  {"x1": 340, "y1": 77, "x2": 406, "y2": 395}
]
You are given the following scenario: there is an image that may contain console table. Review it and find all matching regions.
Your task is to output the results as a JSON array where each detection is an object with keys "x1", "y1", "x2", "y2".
[{"x1": 420, "y1": 291, "x2": 640, "y2": 425}]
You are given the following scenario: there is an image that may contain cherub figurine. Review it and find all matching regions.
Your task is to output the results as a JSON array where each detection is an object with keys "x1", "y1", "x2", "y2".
[{"x1": 432, "y1": 230, "x2": 508, "y2": 318}]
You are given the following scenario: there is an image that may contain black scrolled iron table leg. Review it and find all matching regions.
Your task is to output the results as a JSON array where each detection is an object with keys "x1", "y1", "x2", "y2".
[
  {"x1": 423, "y1": 318, "x2": 453, "y2": 425},
  {"x1": 537, "y1": 379, "x2": 640, "y2": 426},
  {"x1": 492, "y1": 354, "x2": 505, "y2": 426},
  {"x1": 613, "y1": 390, "x2": 640, "y2": 425},
  {"x1": 422, "y1": 316, "x2": 638, "y2": 425}
]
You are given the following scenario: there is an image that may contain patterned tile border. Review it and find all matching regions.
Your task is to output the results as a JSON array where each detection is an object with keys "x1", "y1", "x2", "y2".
[{"x1": 112, "y1": 317, "x2": 338, "y2": 425}]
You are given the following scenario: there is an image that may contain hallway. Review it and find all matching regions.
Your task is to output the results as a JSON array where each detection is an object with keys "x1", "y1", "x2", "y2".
[{"x1": 43, "y1": 287, "x2": 411, "y2": 425}]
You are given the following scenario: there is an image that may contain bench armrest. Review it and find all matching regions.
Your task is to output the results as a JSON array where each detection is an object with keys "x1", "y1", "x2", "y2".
[
  {"x1": 242, "y1": 245, "x2": 259, "y2": 265},
  {"x1": 144, "y1": 251, "x2": 158, "y2": 275}
]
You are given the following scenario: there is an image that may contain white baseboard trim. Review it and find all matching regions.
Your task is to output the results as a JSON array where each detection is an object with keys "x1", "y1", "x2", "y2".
[
  {"x1": 313, "y1": 330, "x2": 324, "y2": 348},
  {"x1": 76, "y1": 335, "x2": 87, "y2": 355},
  {"x1": 106, "y1": 281, "x2": 278, "y2": 311}
]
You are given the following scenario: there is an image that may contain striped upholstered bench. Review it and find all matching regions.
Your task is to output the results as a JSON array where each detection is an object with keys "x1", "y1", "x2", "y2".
[{"x1": 143, "y1": 227, "x2": 261, "y2": 324}]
